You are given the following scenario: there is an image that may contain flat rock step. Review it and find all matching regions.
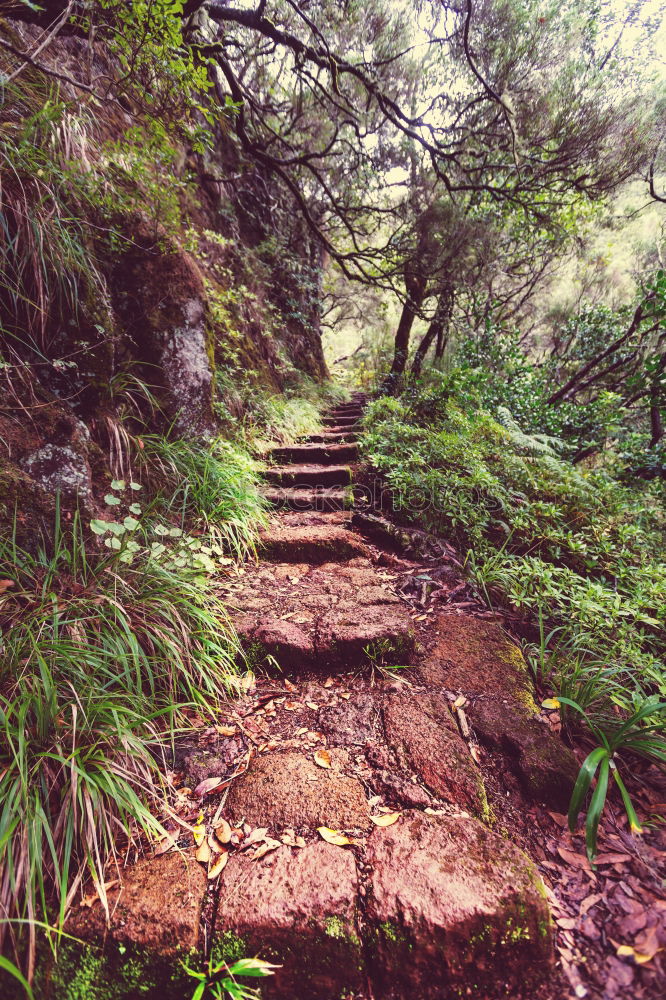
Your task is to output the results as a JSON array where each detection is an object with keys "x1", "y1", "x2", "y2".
[
  {"x1": 66, "y1": 809, "x2": 553, "y2": 1000},
  {"x1": 322, "y1": 415, "x2": 358, "y2": 427},
  {"x1": 259, "y1": 524, "x2": 370, "y2": 563},
  {"x1": 223, "y1": 559, "x2": 414, "y2": 670},
  {"x1": 264, "y1": 464, "x2": 352, "y2": 488},
  {"x1": 306, "y1": 429, "x2": 357, "y2": 442},
  {"x1": 261, "y1": 487, "x2": 351, "y2": 511},
  {"x1": 270, "y1": 442, "x2": 358, "y2": 464}
]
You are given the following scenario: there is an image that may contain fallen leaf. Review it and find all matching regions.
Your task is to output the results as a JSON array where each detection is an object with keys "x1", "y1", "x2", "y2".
[
  {"x1": 314, "y1": 749, "x2": 332, "y2": 769},
  {"x1": 323, "y1": 678, "x2": 334, "y2": 688},
  {"x1": 368, "y1": 795, "x2": 382, "y2": 808},
  {"x1": 370, "y1": 812, "x2": 401, "y2": 827},
  {"x1": 451, "y1": 694, "x2": 467, "y2": 710},
  {"x1": 557, "y1": 847, "x2": 594, "y2": 872},
  {"x1": 195, "y1": 840, "x2": 211, "y2": 864},
  {"x1": 253, "y1": 839, "x2": 282, "y2": 860},
  {"x1": 216, "y1": 725, "x2": 237, "y2": 737},
  {"x1": 194, "y1": 776, "x2": 223, "y2": 798},
  {"x1": 80, "y1": 879, "x2": 120, "y2": 907},
  {"x1": 208, "y1": 851, "x2": 229, "y2": 879},
  {"x1": 340, "y1": 692, "x2": 351, "y2": 701},
  {"x1": 317, "y1": 827, "x2": 354, "y2": 846},
  {"x1": 244, "y1": 827, "x2": 269, "y2": 847},
  {"x1": 306, "y1": 701, "x2": 319, "y2": 710},
  {"x1": 193, "y1": 822, "x2": 206, "y2": 847},
  {"x1": 284, "y1": 679, "x2": 298, "y2": 692},
  {"x1": 214, "y1": 819, "x2": 232, "y2": 845},
  {"x1": 579, "y1": 893, "x2": 603, "y2": 916},
  {"x1": 595, "y1": 852, "x2": 631, "y2": 865},
  {"x1": 154, "y1": 834, "x2": 177, "y2": 856}
]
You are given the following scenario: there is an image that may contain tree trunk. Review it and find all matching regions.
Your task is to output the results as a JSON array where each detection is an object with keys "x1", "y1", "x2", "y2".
[
  {"x1": 410, "y1": 288, "x2": 453, "y2": 381},
  {"x1": 381, "y1": 269, "x2": 427, "y2": 394}
]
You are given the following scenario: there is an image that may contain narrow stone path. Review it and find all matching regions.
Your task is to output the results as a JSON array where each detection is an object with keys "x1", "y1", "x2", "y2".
[{"x1": 70, "y1": 394, "x2": 581, "y2": 1000}]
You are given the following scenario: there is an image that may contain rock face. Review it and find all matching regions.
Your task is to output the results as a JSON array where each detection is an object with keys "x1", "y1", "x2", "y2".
[
  {"x1": 113, "y1": 234, "x2": 216, "y2": 439},
  {"x1": 215, "y1": 843, "x2": 363, "y2": 999},
  {"x1": 365, "y1": 811, "x2": 553, "y2": 999},
  {"x1": 383, "y1": 691, "x2": 488, "y2": 817},
  {"x1": 471, "y1": 697, "x2": 579, "y2": 810},
  {"x1": 420, "y1": 614, "x2": 578, "y2": 808},
  {"x1": 225, "y1": 750, "x2": 371, "y2": 831}
]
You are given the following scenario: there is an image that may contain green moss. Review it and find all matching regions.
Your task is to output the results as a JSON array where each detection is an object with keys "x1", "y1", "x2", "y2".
[
  {"x1": 26, "y1": 939, "x2": 196, "y2": 1000},
  {"x1": 211, "y1": 930, "x2": 248, "y2": 967}
]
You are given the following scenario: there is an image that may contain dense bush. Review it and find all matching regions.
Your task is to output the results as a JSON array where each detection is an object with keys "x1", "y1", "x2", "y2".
[{"x1": 362, "y1": 374, "x2": 666, "y2": 715}]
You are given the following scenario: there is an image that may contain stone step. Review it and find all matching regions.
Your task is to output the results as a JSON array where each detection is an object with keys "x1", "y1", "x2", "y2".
[
  {"x1": 261, "y1": 487, "x2": 351, "y2": 511},
  {"x1": 270, "y1": 442, "x2": 358, "y2": 465},
  {"x1": 322, "y1": 415, "x2": 358, "y2": 427},
  {"x1": 307, "y1": 428, "x2": 357, "y2": 441},
  {"x1": 63, "y1": 798, "x2": 553, "y2": 1000},
  {"x1": 327, "y1": 407, "x2": 363, "y2": 418},
  {"x1": 225, "y1": 560, "x2": 415, "y2": 671},
  {"x1": 264, "y1": 464, "x2": 352, "y2": 488},
  {"x1": 258, "y1": 523, "x2": 370, "y2": 563}
]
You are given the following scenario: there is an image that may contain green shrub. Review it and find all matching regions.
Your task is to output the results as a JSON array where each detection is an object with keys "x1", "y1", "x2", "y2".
[{"x1": 362, "y1": 374, "x2": 666, "y2": 713}]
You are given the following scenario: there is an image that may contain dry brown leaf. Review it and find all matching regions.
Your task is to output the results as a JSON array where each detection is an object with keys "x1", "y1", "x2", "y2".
[
  {"x1": 244, "y1": 826, "x2": 268, "y2": 847},
  {"x1": 317, "y1": 827, "x2": 353, "y2": 846},
  {"x1": 217, "y1": 724, "x2": 237, "y2": 737},
  {"x1": 339, "y1": 692, "x2": 351, "y2": 701},
  {"x1": 214, "y1": 819, "x2": 232, "y2": 845},
  {"x1": 80, "y1": 879, "x2": 120, "y2": 907},
  {"x1": 557, "y1": 847, "x2": 594, "y2": 872},
  {"x1": 370, "y1": 812, "x2": 401, "y2": 827},
  {"x1": 208, "y1": 851, "x2": 229, "y2": 879},
  {"x1": 306, "y1": 701, "x2": 319, "y2": 710},
  {"x1": 314, "y1": 749, "x2": 332, "y2": 769},
  {"x1": 154, "y1": 834, "x2": 177, "y2": 856},
  {"x1": 323, "y1": 678, "x2": 334, "y2": 688},
  {"x1": 253, "y1": 838, "x2": 282, "y2": 860},
  {"x1": 194, "y1": 776, "x2": 224, "y2": 798},
  {"x1": 284, "y1": 679, "x2": 298, "y2": 692},
  {"x1": 196, "y1": 840, "x2": 211, "y2": 864},
  {"x1": 595, "y1": 852, "x2": 631, "y2": 865}
]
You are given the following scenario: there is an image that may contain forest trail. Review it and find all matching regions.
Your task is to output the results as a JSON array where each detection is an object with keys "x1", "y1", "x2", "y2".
[{"x1": 71, "y1": 397, "x2": 580, "y2": 1000}]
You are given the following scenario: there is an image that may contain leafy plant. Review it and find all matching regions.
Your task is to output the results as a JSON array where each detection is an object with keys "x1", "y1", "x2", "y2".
[
  {"x1": 551, "y1": 696, "x2": 666, "y2": 862},
  {"x1": 184, "y1": 956, "x2": 279, "y2": 1000}
]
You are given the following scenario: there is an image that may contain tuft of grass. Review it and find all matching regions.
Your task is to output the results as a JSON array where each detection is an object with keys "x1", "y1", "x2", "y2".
[
  {"x1": 137, "y1": 436, "x2": 268, "y2": 560},
  {"x1": 0, "y1": 506, "x2": 243, "y2": 973}
]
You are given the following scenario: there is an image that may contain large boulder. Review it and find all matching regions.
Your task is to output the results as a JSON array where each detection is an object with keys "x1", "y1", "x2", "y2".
[
  {"x1": 419, "y1": 614, "x2": 578, "y2": 808},
  {"x1": 365, "y1": 810, "x2": 554, "y2": 999},
  {"x1": 215, "y1": 842, "x2": 363, "y2": 999}
]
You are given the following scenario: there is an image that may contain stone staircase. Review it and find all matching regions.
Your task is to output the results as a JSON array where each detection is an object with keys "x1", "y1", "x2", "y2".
[{"x1": 64, "y1": 393, "x2": 580, "y2": 1000}]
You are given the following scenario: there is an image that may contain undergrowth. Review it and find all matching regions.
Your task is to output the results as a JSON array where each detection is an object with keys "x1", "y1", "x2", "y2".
[
  {"x1": 0, "y1": 464, "x2": 255, "y2": 973},
  {"x1": 362, "y1": 373, "x2": 666, "y2": 716}
]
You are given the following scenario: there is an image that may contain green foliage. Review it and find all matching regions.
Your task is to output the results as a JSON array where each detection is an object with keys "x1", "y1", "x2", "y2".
[
  {"x1": 554, "y1": 696, "x2": 666, "y2": 861},
  {"x1": 0, "y1": 496, "x2": 246, "y2": 968},
  {"x1": 183, "y1": 956, "x2": 279, "y2": 1000},
  {"x1": 136, "y1": 436, "x2": 268, "y2": 560},
  {"x1": 362, "y1": 374, "x2": 666, "y2": 718}
]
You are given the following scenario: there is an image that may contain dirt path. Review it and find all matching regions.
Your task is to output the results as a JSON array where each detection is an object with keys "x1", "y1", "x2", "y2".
[{"x1": 65, "y1": 397, "x2": 665, "y2": 1000}]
